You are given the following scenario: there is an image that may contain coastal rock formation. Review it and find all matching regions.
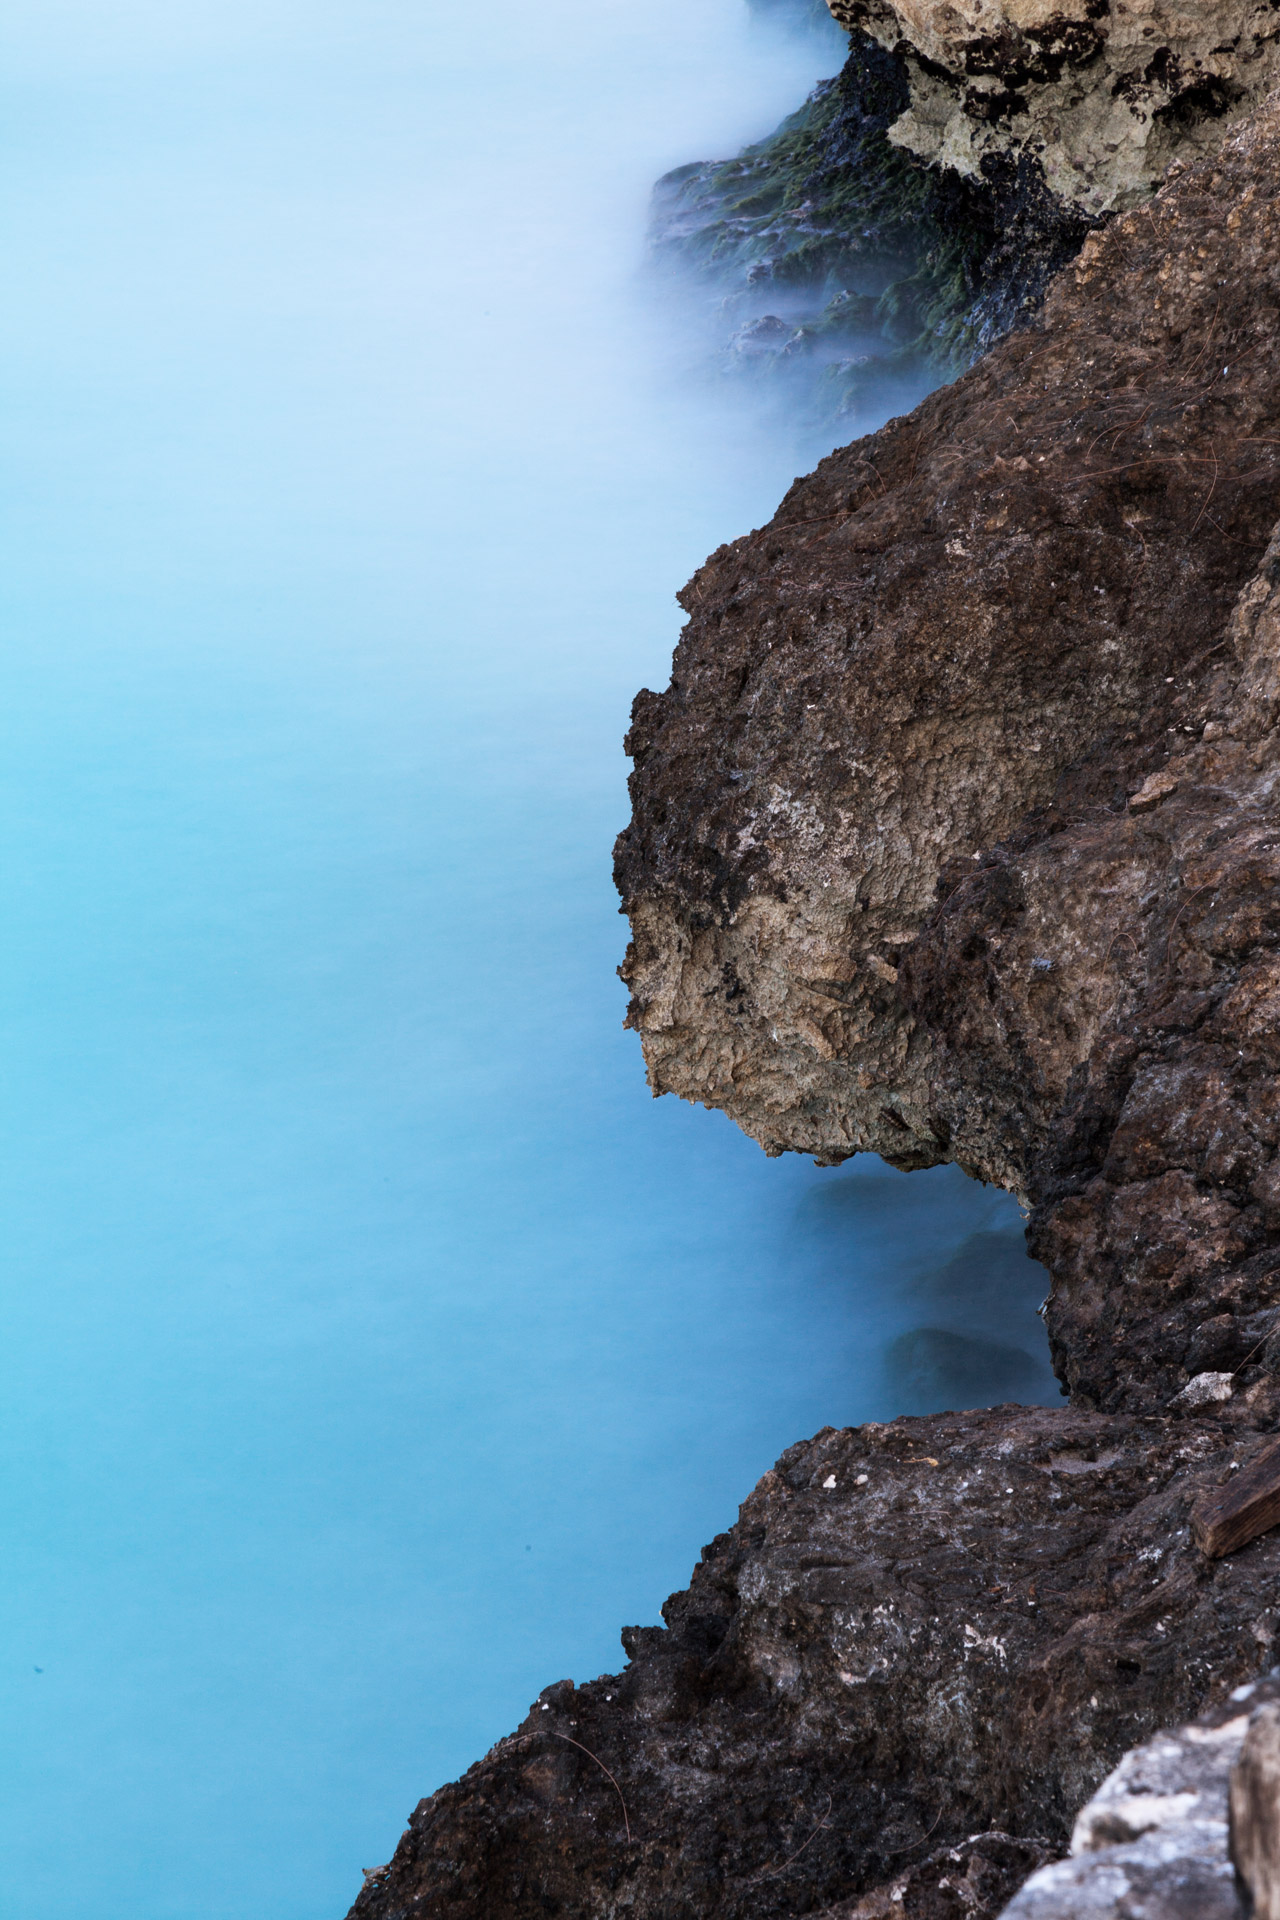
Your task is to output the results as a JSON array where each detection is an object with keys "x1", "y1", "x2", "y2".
[
  {"x1": 348, "y1": 1409, "x2": 1280, "y2": 1918},
  {"x1": 617, "y1": 92, "x2": 1280, "y2": 1415},
  {"x1": 346, "y1": 70, "x2": 1280, "y2": 1920},
  {"x1": 650, "y1": 31, "x2": 1099, "y2": 400},
  {"x1": 824, "y1": 0, "x2": 1280, "y2": 214}
]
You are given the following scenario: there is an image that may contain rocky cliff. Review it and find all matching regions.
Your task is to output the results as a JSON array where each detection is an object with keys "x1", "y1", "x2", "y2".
[
  {"x1": 343, "y1": 42, "x2": 1280, "y2": 1920},
  {"x1": 349, "y1": 1408, "x2": 1280, "y2": 1919}
]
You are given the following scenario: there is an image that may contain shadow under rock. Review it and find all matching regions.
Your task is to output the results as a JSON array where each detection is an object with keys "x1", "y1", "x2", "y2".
[
  {"x1": 786, "y1": 1166, "x2": 1063, "y2": 1419},
  {"x1": 892, "y1": 1224, "x2": 1064, "y2": 1413}
]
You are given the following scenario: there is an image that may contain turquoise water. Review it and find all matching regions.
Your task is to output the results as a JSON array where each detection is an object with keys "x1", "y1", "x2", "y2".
[{"x1": 0, "y1": 4, "x2": 1058, "y2": 1915}]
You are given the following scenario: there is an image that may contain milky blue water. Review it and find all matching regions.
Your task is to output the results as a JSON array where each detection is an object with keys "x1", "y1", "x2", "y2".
[{"x1": 0, "y1": 4, "x2": 1059, "y2": 1915}]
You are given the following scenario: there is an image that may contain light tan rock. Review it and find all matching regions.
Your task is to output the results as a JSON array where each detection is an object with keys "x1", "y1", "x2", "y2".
[
  {"x1": 1230, "y1": 1700, "x2": 1280, "y2": 1919},
  {"x1": 826, "y1": 0, "x2": 1280, "y2": 212}
]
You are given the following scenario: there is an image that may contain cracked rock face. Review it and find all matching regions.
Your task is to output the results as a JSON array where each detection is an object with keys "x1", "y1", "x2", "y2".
[
  {"x1": 347, "y1": 1409, "x2": 1280, "y2": 1919},
  {"x1": 823, "y1": 0, "x2": 1280, "y2": 214},
  {"x1": 615, "y1": 94, "x2": 1280, "y2": 1414}
]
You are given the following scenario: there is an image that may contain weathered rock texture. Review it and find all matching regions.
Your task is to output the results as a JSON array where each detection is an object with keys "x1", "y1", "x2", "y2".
[
  {"x1": 824, "y1": 0, "x2": 1280, "y2": 214},
  {"x1": 348, "y1": 1409, "x2": 1280, "y2": 1919},
  {"x1": 1001, "y1": 1674, "x2": 1280, "y2": 1918},
  {"x1": 346, "y1": 78, "x2": 1280, "y2": 1920},
  {"x1": 617, "y1": 92, "x2": 1280, "y2": 1417},
  {"x1": 826, "y1": 1832, "x2": 1058, "y2": 1917}
]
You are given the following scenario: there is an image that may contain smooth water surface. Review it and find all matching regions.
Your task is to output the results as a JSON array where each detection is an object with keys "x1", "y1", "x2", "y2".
[{"x1": 0, "y1": 4, "x2": 1058, "y2": 1915}]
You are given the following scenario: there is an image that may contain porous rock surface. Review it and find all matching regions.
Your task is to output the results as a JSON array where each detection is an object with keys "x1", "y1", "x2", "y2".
[
  {"x1": 822, "y1": 1832, "x2": 1057, "y2": 1917},
  {"x1": 347, "y1": 1409, "x2": 1280, "y2": 1919},
  {"x1": 823, "y1": 0, "x2": 1280, "y2": 214},
  {"x1": 616, "y1": 93, "x2": 1280, "y2": 1417}
]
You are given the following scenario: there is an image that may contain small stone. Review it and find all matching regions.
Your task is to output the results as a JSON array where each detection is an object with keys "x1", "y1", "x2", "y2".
[
  {"x1": 1129, "y1": 766, "x2": 1180, "y2": 811},
  {"x1": 1171, "y1": 1371, "x2": 1235, "y2": 1408}
]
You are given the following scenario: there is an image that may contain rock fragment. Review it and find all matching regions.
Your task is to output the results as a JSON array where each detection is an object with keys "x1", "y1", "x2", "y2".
[
  {"x1": 1000, "y1": 1681, "x2": 1280, "y2": 1918},
  {"x1": 1229, "y1": 1699, "x2": 1280, "y2": 1919},
  {"x1": 1193, "y1": 1434, "x2": 1280, "y2": 1557}
]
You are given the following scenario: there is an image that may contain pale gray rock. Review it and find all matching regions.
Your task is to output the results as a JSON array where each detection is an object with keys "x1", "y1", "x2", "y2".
[
  {"x1": 1001, "y1": 1681, "x2": 1280, "y2": 1919},
  {"x1": 1170, "y1": 1372, "x2": 1235, "y2": 1410}
]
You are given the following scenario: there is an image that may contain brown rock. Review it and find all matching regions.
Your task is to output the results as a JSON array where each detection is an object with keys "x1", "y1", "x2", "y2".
[
  {"x1": 1194, "y1": 1435, "x2": 1280, "y2": 1556},
  {"x1": 615, "y1": 92, "x2": 1280, "y2": 1418},
  {"x1": 346, "y1": 1408, "x2": 1280, "y2": 1920},
  {"x1": 347, "y1": 76, "x2": 1280, "y2": 1920}
]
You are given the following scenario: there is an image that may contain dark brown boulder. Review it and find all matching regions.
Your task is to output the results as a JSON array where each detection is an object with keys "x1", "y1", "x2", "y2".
[
  {"x1": 615, "y1": 92, "x2": 1280, "y2": 1414},
  {"x1": 346, "y1": 1408, "x2": 1280, "y2": 1918}
]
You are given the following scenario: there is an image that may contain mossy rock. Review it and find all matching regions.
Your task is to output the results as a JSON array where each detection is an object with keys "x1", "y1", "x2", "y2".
[{"x1": 650, "y1": 31, "x2": 1100, "y2": 411}]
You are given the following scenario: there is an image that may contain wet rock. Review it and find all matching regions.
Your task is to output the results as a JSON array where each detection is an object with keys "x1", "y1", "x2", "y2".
[
  {"x1": 346, "y1": 1408, "x2": 1280, "y2": 1919},
  {"x1": 650, "y1": 31, "x2": 1100, "y2": 408}
]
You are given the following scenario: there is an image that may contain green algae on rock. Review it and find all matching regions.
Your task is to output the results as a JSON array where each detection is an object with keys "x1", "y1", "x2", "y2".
[{"x1": 650, "y1": 31, "x2": 1098, "y2": 418}]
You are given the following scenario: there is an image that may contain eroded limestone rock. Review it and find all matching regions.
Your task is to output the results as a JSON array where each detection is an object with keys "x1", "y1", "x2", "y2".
[{"x1": 825, "y1": 0, "x2": 1280, "y2": 214}]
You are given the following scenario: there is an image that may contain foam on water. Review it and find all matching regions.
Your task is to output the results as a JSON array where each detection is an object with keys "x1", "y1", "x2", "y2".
[{"x1": 0, "y1": 4, "x2": 1057, "y2": 1914}]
